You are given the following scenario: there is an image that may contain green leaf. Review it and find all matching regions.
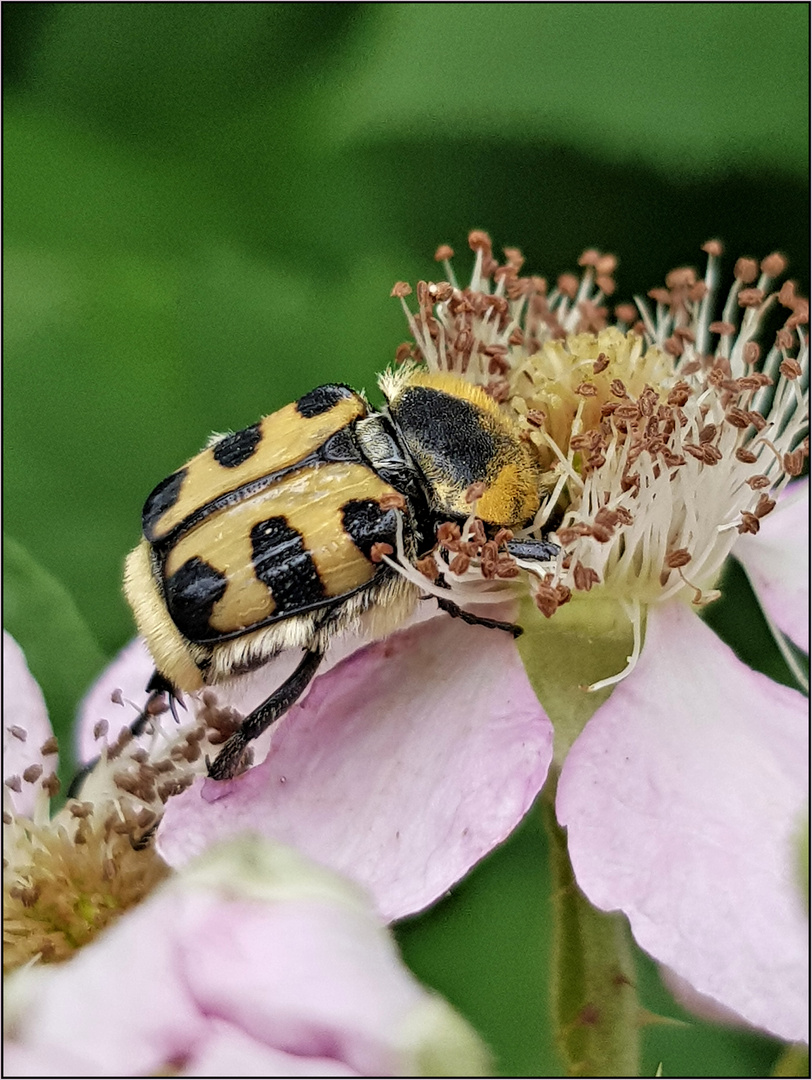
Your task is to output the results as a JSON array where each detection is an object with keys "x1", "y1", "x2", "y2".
[
  {"x1": 4, "y1": 536, "x2": 107, "y2": 774},
  {"x1": 516, "y1": 593, "x2": 637, "y2": 766},
  {"x1": 542, "y1": 784, "x2": 640, "y2": 1077}
]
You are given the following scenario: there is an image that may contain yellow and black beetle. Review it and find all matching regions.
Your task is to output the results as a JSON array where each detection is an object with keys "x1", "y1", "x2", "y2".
[{"x1": 124, "y1": 366, "x2": 556, "y2": 779}]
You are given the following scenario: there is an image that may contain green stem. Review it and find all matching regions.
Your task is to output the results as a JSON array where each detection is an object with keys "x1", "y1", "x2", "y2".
[{"x1": 542, "y1": 777, "x2": 641, "y2": 1077}]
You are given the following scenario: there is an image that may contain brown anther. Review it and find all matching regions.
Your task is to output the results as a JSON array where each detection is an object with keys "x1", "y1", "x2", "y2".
[
  {"x1": 595, "y1": 275, "x2": 616, "y2": 297},
  {"x1": 4, "y1": 775, "x2": 22, "y2": 792},
  {"x1": 467, "y1": 518, "x2": 487, "y2": 547},
  {"x1": 689, "y1": 282, "x2": 709, "y2": 302},
  {"x1": 573, "y1": 563, "x2": 600, "y2": 591},
  {"x1": 533, "y1": 584, "x2": 560, "y2": 618},
  {"x1": 557, "y1": 273, "x2": 579, "y2": 299},
  {"x1": 436, "y1": 522, "x2": 462, "y2": 548},
  {"x1": 725, "y1": 408, "x2": 751, "y2": 429},
  {"x1": 525, "y1": 410, "x2": 545, "y2": 428},
  {"x1": 760, "y1": 253, "x2": 787, "y2": 277},
  {"x1": 702, "y1": 239, "x2": 723, "y2": 257},
  {"x1": 448, "y1": 553, "x2": 471, "y2": 575},
  {"x1": 648, "y1": 287, "x2": 671, "y2": 306},
  {"x1": 485, "y1": 378, "x2": 510, "y2": 403},
  {"x1": 575, "y1": 382, "x2": 598, "y2": 397},
  {"x1": 3, "y1": 811, "x2": 12, "y2": 824},
  {"x1": 111, "y1": 688, "x2": 125, "y2": 705},
  {"x1": 734, "y1": 258, "x2": 759, "y2": 284},
  {"x1": 614, "y1": 303, "x2": 637, "y2": 324},
  {"x1": 468, "y1": 230, "x2": 492, "y2": 254},
  {"x1": 778, "y1": 281, "x2": 797, "y2": 308},
  {"x1": 22, "y1": 764, "x2": 43, "y2": 784},
  {"x1": 379, "y1": 492, "x2": 407, "y2": 511},
  {"x1": 596, "y1": 254, "x2": 618, "y2": 275},
  {"x1": 415, "y1": 556, "x2": 439, "y2": 581},
  {"x1": 614, "y1": 404, "x2": 640, "y2": 421},
  {"x1": 589, "y1": 523, "x2": 614, "y2": 543},
  {"x1": 508, "y1": 327, "x2": 524, "y2": 346},
  {"x1": 783, "y1": 449, "x2": 806, "y2": 476},
  {"x1": 787, "y1": 299, "x2": 809, "y2": 328},
  {"x1": 40, "y1": 736, "x2": 59, "y2": 756},
  {"x1": 667, "y1": 382, "x2": 691, "y2": 407},
  {"x1": 663, "y1": 336, "x2": 683, "y2": 358},
  {"x1": 69, "y1": 801, "x2": 93, "y2": 818},
  {"x1": 755, "y1": 494, "x2": 776, "y2": 518},
  {"x1": 684, "y1": 444, "x2": 706, "y2": 462},
  {"x1": 577, "y1": 249, "x2": 599, "y2": 267},
  {"x1": 735, "y1": 447, "x2": 758, "y2": 464},
  {"x1": 554, "y1": 584, "x2": 572, "y2": 606},
  {"x1": 779, "y1": 358, "x2": 803, "y2": 380},
  {"x1": 610, "y1": 378, "x2": 628, "y2": 398},
  {"x1": 709, "y1": 321, "x2": 736, "y2": 336},
  {"x1": 147, "y1": 697, "x2": 169, "y2": 716},
  {"x1": 702, "y1": 444, "x2": 723, "y2": 465},
  {"x1": 432, "y1": 281, "x2": 454, "y2": 303},
  {"x1": 776, "y1": 327, "x2": 794, "y2": 351},
  {"x1": 698, "y1": 423, "x2": 718, "y2": 444},
  {"x1": 391, "y1": 282, "x2": 412, "y2": 299},
  {"x1": 741, "y1": 342, "x2": 761, "y2": 366},
  {"x1": 594, "y1": 507, "x2": 621, "y2": 529},
  {"x1": 41, "y1": 773, "x2": 60, "y2": 797},
  {"x1": 9, "y1": 725, "x2": 28, "y2": 742},
  {"x1": 490, "y1": 528, "x2": 511, "y2": 548},
  {"x1": 738, "y1": 288, "x2": 765, "y2": 308},
  {"x1": 737, "y1": 512, "x2": 760, "y2": 535},
  {"x1": 746, "y1": 475, "x2": 771, "y2": 489},
  {"x1": 666, "y1": 549, "x2": 692, "y2": 569},
  {"x1": 465, "y1": 481, "x2": 487, "y2": 504},
  {"x1": 746, "y1": 411, "x2": 767, "y2": 431},
  {"x1": 666, "y1": 267, "x2": 697, "y2": 289},
  {"x1": 434, "y1": 244, "x2": 454, "y2": 261},
  {"x1": 93, "y1": 719, "x2": 109, "y2": 740},
  {"x1": 395, "y1": 343, "x2": 414, "y2": 365}
]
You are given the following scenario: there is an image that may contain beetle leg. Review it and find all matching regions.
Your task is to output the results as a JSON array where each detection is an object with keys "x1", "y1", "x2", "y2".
[
  {"x1": 435, "y1": 595, "x2": 523, "y2": 638},
  {"x1": 207, "y1": 647, "x2": 324, "y2": 781}
]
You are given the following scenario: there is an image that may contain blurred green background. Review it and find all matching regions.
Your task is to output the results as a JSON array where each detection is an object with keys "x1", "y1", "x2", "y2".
[{"x1": 4, "y1": 5, "x2": 807, "y2": 1076}]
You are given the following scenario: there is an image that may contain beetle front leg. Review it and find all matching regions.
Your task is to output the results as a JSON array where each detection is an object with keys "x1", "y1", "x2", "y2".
[{"x1": 207, "y1": 647, "x2": 324, "y2": 780}]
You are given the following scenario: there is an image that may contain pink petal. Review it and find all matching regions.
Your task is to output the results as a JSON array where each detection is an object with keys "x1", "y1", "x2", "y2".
[
  {"x1": 158, "y1": 616, "x2": 553, "y2": 921},
  {"x1": 3, "y1": 631, "x2": 55, "y2": 815},
  {"x1": 733, "y1": 479, "x2": 809, "y2": 653},
  {"x1": 557, "y1": 601, "x2": 809, "y2": 1042},
  {"x1": 182, "y1": 1022, "x2": 360, "y2": 1076}
]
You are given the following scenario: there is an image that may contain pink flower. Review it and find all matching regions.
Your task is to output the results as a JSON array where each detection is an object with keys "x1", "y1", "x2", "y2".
[
  {"x1": 5, "y1": 836, "x2": 490, "y2": 1077},
  {"x1": 79, "y1": 237, "x2": 810, "y2": 1043},
  {"x1": 3, "y1": 640, "x2": 490, "y2": 1076}
]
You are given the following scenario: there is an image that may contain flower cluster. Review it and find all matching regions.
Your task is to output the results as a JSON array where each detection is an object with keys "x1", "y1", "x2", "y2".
[{"x1": 4, "y1": 233, "x2": 808, "y2": 1064}]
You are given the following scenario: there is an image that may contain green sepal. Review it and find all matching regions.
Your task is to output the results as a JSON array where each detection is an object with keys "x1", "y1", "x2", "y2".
[
  {"x1": 4, "y1": 535, "x2": 107, "y2": 777},
  {"x1": 517, "y1": 592, "x2": 638, "y2": 765},
  {"x1": 542, "y1": 782, "x2": 641, "y2": 1077}
]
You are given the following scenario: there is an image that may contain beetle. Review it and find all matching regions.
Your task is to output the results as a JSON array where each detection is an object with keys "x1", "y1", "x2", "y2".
[{"x1": 124, "y1": 366, "x2": 557, "y2": 779}]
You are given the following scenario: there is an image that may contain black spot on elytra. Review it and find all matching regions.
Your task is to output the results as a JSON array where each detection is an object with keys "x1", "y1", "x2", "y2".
[
  {"x1": 392, "y1": 387, "x2": 497, "y2": 488},
  {"x1": 142, "y1": 469, "x2": 187, "y2": 541},
  {"x1": 212, "y1": 423, "x2": 262, "y2": 468},
  {"x1": 296, "y1": 384, "x2": 356, "y2": 419},
  {"x1": 251, "y1": 517, "x2": 325, "y2": 612},
  {"x1": 164, "y1": 556, "x2": 228, "y2": 642},
  {"x1": 342, "y1": 500, "x2": 398, "y2": 561}
]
